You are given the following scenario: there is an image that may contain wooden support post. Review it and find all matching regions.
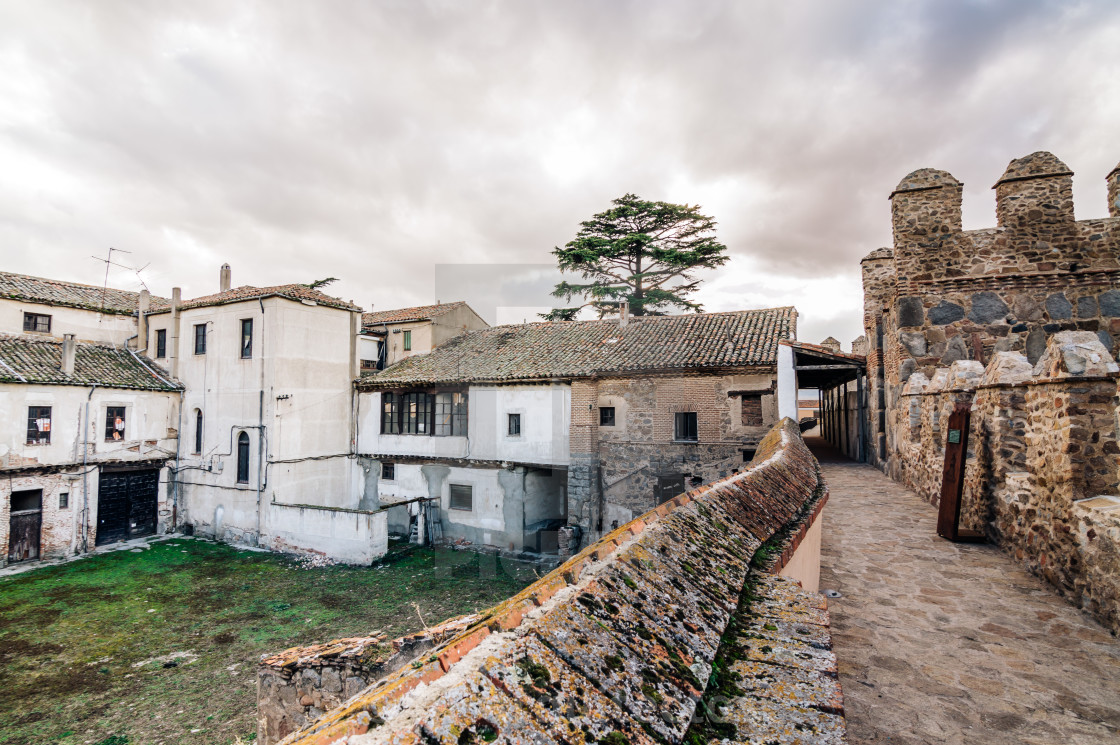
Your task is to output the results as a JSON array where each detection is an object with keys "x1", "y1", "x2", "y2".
[{"x1": 936, "y1": 402, "x2": 984, "y2": 542}]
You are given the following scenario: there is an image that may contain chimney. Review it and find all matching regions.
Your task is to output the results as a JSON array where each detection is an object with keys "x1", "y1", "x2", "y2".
[
  {"x1": 220, "y1": 263, "x2": 232, "y2": 293},
  {"x1": 170, "y1": 287, "x2": 181, "y2": 378},
  {"x1": 61, "y1": 334, "x2": 76, "y2": 376},
  {"x1": 137, "y1": 289, "x2": 150, "y2": 351},
  {"x1": 619, "y1": 302, "x2": 630, "y2": 327}
]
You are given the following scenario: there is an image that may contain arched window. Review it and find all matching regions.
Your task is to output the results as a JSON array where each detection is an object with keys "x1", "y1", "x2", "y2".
[
  {"x1": 194, "y1": 409, "x2": 203, "y2": 454},
  {"x1": 236, "y1": 431, "x2": 250, "y2": 484}
]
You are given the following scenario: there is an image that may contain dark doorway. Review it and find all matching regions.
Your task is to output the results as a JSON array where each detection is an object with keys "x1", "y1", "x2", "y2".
[
  {"x1": 8, "y1": 489, "x2": 43, "y2": 563},
  {"x1": 96, "y1": 469, "x2": 159, "y2": 545},
  {"x1": 656, "y1": 473, "x2": 686, "y2": 505}
]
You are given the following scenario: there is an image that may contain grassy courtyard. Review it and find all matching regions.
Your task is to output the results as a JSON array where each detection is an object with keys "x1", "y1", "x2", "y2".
[{"x1": 0, "y1": 539, "x2": 538, "y2": 745}]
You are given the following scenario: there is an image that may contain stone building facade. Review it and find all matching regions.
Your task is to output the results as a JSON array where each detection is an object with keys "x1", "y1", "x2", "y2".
[{"x1": 862, "y1": 151, "x2": 1120, "y2": 630}]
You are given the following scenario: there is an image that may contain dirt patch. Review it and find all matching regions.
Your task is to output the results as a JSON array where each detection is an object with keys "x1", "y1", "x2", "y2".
[
  {"x1": 213, "y1": 631, "x2": 236, "y2": 645},
  {"x1": 0, "y1": 635, "x2": 64, "y2": 664}
]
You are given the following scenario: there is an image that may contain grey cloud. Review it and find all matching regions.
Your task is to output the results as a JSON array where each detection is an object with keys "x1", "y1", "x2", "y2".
[{"x1": 0, "y1": 0, "x2": 1118, "y2": 347}]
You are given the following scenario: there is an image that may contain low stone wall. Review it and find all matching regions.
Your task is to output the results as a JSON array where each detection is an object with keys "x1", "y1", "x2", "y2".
[
  {"x1": 257, "y1": 616, "x2": 480, "y2": 743},
  {"x1": 261, "y1": 418, "x2": 841, "y2": 745},
  {"x1": 263, "y1": 502, "x2": 388, "y2": 565},
  {"x1": 893, "y1": 332, "x2": 1120, "y2": 631}
]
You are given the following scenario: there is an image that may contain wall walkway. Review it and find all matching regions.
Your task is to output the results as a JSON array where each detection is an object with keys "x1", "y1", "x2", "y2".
[{"x1": 814, "y1": 437, "x2": 1120, "y2": 745}]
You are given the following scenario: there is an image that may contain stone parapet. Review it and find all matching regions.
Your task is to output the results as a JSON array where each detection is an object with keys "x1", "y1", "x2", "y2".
[{"x1": 265, "y1": 418, "x2": 839, "y2": 745}]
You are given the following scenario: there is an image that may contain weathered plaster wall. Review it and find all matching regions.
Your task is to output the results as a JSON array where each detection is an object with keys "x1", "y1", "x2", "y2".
[
  {"x1": 263, "y1": 502, "x2": 387, "y2": 565},
  {"x1": 0, "y1": 297, "x2": 137, "y2": 345},
  {"x1": 893, "y1": 334, "x2": 1120, "y2": 631},
  {"x1": 262, "y1": 418, "x2": 840, "y2": 745}
]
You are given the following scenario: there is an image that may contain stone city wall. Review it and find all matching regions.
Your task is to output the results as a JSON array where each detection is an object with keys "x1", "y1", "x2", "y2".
[
  {"x1": 862, "y1": 151, "x2": 1120, "y2": 474},
  {"x1": 262, "y1": 418, "x2": 842, "y2": 745},
  {"x1": 893, "y1": 333, "x2": 1120, "y2": 631}
]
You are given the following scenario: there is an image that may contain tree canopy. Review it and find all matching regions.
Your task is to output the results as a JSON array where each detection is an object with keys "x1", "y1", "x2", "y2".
[{"x1": 541, "y1": 194, "x2": 729, "y2": 321}]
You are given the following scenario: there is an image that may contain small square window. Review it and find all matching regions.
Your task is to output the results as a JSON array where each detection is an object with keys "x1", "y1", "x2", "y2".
[
  {"x1": 674, "y1": 412, "x2": 698, "y2": 442},
  {"x1": 508, "y1": 413, "x2": 521, "y2": 436},
  {"x1": 599, "y1": 407, "x2": 615, "y2": 427},
  {"x1": 27, "y1": 406, "x2": 51, "y2": 445},
  {"x1": 23, "y1": 312, "x2": 51, "y2": 333},
  {"x1": 194, "y1": 324, "x2": 207, "y2": 355},
  {"x1": 449, "y1": 484, "x2": 473, "y2": 511},
  {"x1": 742, "y1": 449, "x2": 756, "y2": 463},
  {"x1": 155, "y1": 329, "x2": 167, "y2": 358},
  {"x1": 59, "y1": 492, "x2": 69, "y2": 509},
  {"x1": 382, "y1": 462, "x2": 395, "y2": 480}
]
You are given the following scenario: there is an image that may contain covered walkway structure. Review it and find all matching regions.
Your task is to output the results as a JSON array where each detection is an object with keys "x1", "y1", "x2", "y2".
[{"x1": 812, "y1": 435, "x2": 1120, "y2": 744}]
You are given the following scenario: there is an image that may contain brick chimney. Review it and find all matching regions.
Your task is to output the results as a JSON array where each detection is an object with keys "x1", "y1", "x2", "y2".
[
  {"x1": 61, "y1": 334, "x2": 76, "y2": 376},
  {"x1": 220, "y1": 263, "x2": 232, "y2": 293}
]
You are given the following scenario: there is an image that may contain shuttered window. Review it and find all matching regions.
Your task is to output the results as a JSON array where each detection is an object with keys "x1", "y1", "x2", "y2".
[{"x1": 449, "y1": 484, "x2": 473, "y2": 511}]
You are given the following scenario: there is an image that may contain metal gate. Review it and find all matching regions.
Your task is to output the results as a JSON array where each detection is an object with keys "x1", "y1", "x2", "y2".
[
  {"x1": 7, "y1": 489, "x2": 42, "y2": 563},
  {"x1": 96, "y1": 469, "x2": 159, "y2": 545}
]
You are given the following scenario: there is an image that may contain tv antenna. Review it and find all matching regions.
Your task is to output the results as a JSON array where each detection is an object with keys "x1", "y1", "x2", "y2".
[{"x1": 90, "y1": 247, "x2": 133, "y2": 320}]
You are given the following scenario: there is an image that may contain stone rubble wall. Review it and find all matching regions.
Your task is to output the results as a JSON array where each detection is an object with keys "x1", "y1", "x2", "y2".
[
  {"x1": 893, "y1": 333, "x2": 1120, "y2": 631},
  {"x1": 266, "y1": 418, "x2": 840, "y2": 745},
  {"x1": 257, "y1": 616, "x2": 482, "y2": 744}
]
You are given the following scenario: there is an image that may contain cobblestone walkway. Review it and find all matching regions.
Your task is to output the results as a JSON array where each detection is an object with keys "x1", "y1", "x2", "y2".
[{"x1": 813, "y1": 438, "x2": 1120, "y2": 745}]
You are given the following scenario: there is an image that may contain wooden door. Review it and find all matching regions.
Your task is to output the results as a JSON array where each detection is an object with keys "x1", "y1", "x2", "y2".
[
  {"x1": 8, "y1": 489, "x2": 42, "y2": 563},
  {"x1": 96, "y1": 469, "x2": 159, "y2": 546}
]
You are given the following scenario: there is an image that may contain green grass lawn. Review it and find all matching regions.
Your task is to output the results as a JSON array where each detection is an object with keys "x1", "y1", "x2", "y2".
[{"x1": 0, "y1": 538, "x2": 539, "y2": 745}]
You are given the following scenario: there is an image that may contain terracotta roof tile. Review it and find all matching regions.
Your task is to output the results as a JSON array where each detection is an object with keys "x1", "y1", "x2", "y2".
[
  {"x1": 150, "y1": 284, "x2": 361, "y2": 313},
  {"x1": 360, "y1": 307, "x2": 796, "y2": 387},
  {"x1": 0, "y1": 334, "x2": 181, "y2": 391},
  {"x1": 362, "y1": 301, "x2": 470, "y2": 326},
  {"x1": 0, "y1": 270, "x2": 169, "y2": 316}
]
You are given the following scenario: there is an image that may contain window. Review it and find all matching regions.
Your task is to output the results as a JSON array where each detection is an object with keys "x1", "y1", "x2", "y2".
[
  {"x1": 742, "y1": 449, "x2": 756, "y2": 463},
  {"x1": 674, "y1": 412, "x2": 698, "y2": 442},
  {"x1": 194, "y1": 409, "x2": 203, "y2": 454},
  {"x1": 434, "y1": 392, "x2": 468, "y2": 436},
  {"x1": 402, "y1": 330, "x2": 412, "y2": 351},
  {"x1": 105, "y1": 406, "x2": 126, "y2": 441},
  {"x1": 240, "y1": 318, "x2": 253, "y2": 359},
  {"x1": 236, "y1": 432, "x2": 250, "y2": 483},
  {"x1": 449, "y1": 484, "x2": 473, "y2": 511},
  {"x1": 382, "y1": 462, "x2": 395, "y2": 481},
  {"x1": 508, "y1": 413, "x2": 521, "y2": 436},
  {"x1": 59, "y1": 492, "x2": 69, "y2": 509},
  {"x1": 26, "y1": 406, "x2": 51, "y2": 445},
  {"x1": 155, "y1": 329, "x2": 167, "y2": 358},
  {"x1": 381, "y1": 393, "x2": 401, "y2": 434},
  {"x1": 741, "y1": 394, "x2": 764, "y2": 427},
  {"x1": 23, "y1": 312, "x2": 51, "y2": 333},
  {"x1": 402, "y1": 392, "x2": 432, "y2": 434},
  {"x1": 194, "y1": 324, "x2": 207, "y2": 355},
  {"x1": 599, "y1": 407, "x2": 616, "y2": 427}
]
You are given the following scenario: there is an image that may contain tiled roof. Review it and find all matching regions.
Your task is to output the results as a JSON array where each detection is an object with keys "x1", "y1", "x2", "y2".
[
  {"x1": 0, "y1": 334, "x2": 181, "y2": 391},
  {"x1": 0, "y1": 270, "x2": 169, "y2": 316},
  {"x1": 149, "y1": 284, "x2": 361, "y2": 313},
  {"x1": 362, "y1": 301, "x2": 470, "y2": 327},
  {"x1": 361, "y1": 307, "x2": 796, "y2": 387},
  {"x1": 782, "y1": 339, "x2": 866, "y2": 363}
]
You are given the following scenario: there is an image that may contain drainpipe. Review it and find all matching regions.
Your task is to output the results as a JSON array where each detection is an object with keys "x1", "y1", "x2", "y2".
[
  {"x1": 81, "y1": 385, "x2": 96, "y2": 553},
  {"x1": 172, "y1": 389, "x2": 183, "y2": 531},
  {"x1": 257, "y1": 297, "x2": 265, "y2": 545}
]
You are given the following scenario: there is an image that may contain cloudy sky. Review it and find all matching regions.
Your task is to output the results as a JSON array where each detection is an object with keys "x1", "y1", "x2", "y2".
[{"x1": 2, "y1": 1, "x2": 1119, "y2": 348}]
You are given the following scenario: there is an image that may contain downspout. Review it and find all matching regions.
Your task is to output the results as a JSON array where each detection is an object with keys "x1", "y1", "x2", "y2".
[
  {"x1": 257, "y1": 297, "x2": 265, "y2": 544},
  {"x1": 172, "y1": 389, "x2": 183, "y2": 530},
  {"x1": 82, "y1": 385, "x2": 96, "y2": 553}
]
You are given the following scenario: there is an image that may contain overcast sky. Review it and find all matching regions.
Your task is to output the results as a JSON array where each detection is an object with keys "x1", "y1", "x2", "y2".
[{"x1": 2, "y1": 1, "x2": 1119, "y2": 348}]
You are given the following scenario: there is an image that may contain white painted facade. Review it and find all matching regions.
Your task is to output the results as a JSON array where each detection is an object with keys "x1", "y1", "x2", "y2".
[
  {"x1": 145, "y1": 294, "x2": 380, "y2": 560},
  {"x1": 0, "y1": 381, "x2": 180, "y2": 565}
]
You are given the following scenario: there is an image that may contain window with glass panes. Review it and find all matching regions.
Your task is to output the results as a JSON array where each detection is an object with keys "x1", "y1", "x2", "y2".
[
  {"x1": 434, "y1": 392, "x2": 468, "y2": 436},
  {"x1": 26, "y1": 406, "x2": 51, "y2": 445}
]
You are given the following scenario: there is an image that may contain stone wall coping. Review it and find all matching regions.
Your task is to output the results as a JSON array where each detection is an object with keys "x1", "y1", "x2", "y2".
[
  {"x1": 902, "y1": 372, "x2": 1119, "y2": 396},
  {"x1": 271, "y1": 418, "x2": 833, "y2": 745}
]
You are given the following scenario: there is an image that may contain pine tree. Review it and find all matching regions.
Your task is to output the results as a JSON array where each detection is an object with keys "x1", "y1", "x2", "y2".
[{"x1": 542, "y1": 194, "x2": 729, "y2": 320}]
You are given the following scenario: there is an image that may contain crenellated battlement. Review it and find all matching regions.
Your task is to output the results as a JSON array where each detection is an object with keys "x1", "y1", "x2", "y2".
[{"x1": 992, "y1": 151, "x2": 1075, "y2": 228}]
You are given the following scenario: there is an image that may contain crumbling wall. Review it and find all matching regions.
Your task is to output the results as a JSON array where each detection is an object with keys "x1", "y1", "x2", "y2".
[
  {"x1": 263, "y1": 418, "x2": 840, "y2": 745},
  {"x1": 894, "y1": 333, "x2": 1120, "y2": 631},
  {"x1": 257, "y1": 617, "x2": 480, "y2": 743}
]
